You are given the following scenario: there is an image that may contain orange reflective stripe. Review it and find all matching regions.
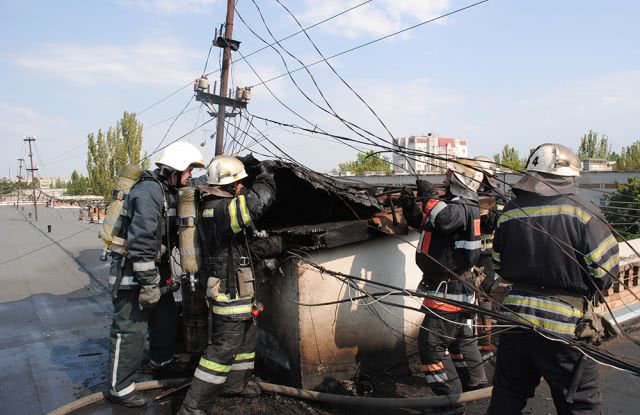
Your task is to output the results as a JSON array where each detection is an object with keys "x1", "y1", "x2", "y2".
[
  {"x1": 419, "y1": 362, "x2": 445, "y2": 372},
  {"x1": 423, "y1": 298, "x2": 463, "y2": 312},
  {"x1": 420, "y1": 231, "x2": 433, "y2": 255}
]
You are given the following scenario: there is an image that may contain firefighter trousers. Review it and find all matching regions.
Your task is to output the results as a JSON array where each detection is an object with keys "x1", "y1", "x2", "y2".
[
  {"x1": 418, "y1": 311, "x2": 487, "y2": 395},
  {"x1": 487, "y1": 332, "x2": 601, "y2": 415},
  {"x1": 108, "y1": 289, "x2": 177, "y2": 396},
  {"x1": 179, "y1": 316, "x2": 257, "y2": 414}
]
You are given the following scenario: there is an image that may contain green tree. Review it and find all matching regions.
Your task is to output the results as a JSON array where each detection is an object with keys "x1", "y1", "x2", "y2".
[
  {"x1": 54, "y1": 178, "x2": 66, "y2": 188},
  {"x1": 578, "y1": 130, "x2": 613, "y2": 160},
  {"x1": 615, "y1": 140, "x2": 640, "y2": 171},
  {"x1": 339, "y1": 151, "x2": 392, "y2": 176},
  {"x1": 604, "y1": 177, "x2": 640, "y2": 237},
  {"x1": 86, "y1": 112, "x2": 146, "y2": 199},
  {"x1": 65, "y1": 170, "x2": 91, "y2": 195},
  {"x1": 493, "y1": 145, "x2": 523, "y2": 171}
]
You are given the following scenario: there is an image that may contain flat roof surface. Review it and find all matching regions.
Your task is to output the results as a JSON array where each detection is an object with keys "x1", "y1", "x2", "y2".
[{"x1": 0, "y1": 206, "x2": 639, "y2": 414}]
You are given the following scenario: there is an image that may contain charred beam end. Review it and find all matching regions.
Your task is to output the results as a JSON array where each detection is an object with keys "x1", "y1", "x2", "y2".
[{"x1": 195, "y1": 90, "x2": 247, "y2": 109}]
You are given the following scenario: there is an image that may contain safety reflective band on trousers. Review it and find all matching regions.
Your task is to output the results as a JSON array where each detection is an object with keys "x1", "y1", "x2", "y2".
[
  {"x1": 420, "y1": 362, "x2": 448, "y2": 384},
  {"x1": 503, "y1": 293, "x2": 583, "y2": 336},
  {"x1": 108, "y1": 276, "x2": 137, "y2": 286}
]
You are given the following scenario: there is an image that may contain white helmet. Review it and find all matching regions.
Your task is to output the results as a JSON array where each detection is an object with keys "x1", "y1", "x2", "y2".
[
  {"x1": 448, "y1": 158, "x2": 484, "y2": 192},
  {"x1": 207, "y1": 155, "x2": 248, "y2": 186},
  {"x1": 475, "y1": 155, "x2": 497, "y2": 177},
  {"x1": 156, "y1": 141, "x2": 205, "y2": 171},
  {"x1": 526, "y1": 143, "x2": 580, "y2": 177}
]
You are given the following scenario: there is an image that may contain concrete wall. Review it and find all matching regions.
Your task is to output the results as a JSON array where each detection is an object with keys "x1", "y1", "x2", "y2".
[{"x1": 259, "y1": 234, "x2": 640, "y2": 389}]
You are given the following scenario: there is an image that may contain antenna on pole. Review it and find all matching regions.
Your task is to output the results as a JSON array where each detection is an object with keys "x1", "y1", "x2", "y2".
[
  {"x1": 195, "y1": 0, "x2": 250, "y2": 155},
  {"x1": 24, "y1": 136, "x2": 39, "y2": 221},
  {"x1": 16, "y1": 157, "x2": 24, "y2": 209}
]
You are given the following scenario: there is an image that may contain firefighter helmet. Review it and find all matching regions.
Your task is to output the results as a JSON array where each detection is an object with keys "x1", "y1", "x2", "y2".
[
  {"x1": 207, "y1": 155, "x2": 248, "y2": 186},
  {"x1": 448, "y1": 159, "x2": 483, "y2": 192},
  {"x1": 156, "y1": 141, "x2": 205, "y2": 171},
  {"x1": 475, "y1": 155, "x2": 497, "y2": 177},
  {"x1": 526, "y1": 143, "x2": 581, "y2": 177}
]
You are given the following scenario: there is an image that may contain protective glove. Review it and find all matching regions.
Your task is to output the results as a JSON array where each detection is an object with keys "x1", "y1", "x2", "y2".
[
  {"x1": 238, "y1": 154, "x2": 262, "y2": 177},
  {"x1": 416, "y1": 179, "x2": 437, "y2": 199},
  {"x1": 139, "y1": 284, "x2": 161, "y2": 308},
  {"x1": 397, "y1": 187, "x2": 415, "y2": 208},
  {"x1": 260, "y1": 160, "x2": 277, "y2": 175}
]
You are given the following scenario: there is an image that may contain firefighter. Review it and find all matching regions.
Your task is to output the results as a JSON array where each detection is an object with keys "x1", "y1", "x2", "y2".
[
  {"x1": 474, "y1": 156, "x2": 509, "y2": 350},
  {"x1": 474, "y1": 155, "x2": 507, "y2": 277},
  {"x1": 487, "y1": 143, "x2": 619, "y2": 414},
  {"x1": 107, "y1": 141, "x2": 205, "y2": 407},
  {"x1": 178, "y1": 154, "x2": 276, "y2": 415},
  {"x1": 400, "y1": 159, "x2": 488, "y2": 405}
]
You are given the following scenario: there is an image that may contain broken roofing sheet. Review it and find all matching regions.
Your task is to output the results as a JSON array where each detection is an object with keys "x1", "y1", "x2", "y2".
[{"x1": 255, "y1": 161, "x2": 402, "y2": 250}]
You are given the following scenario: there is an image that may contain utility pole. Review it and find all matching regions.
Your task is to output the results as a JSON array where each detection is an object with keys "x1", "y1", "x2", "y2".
[
  {"x1": 16, "y1": 158, "x2": 24, "y2": 208},
  {"x1": 24, "y1": 136, "x2": 38, "y2": 221},
  {"x1": 194, "y1": 0, "x2": 249, "y2": 155},
  {"x1": 215, "y1": 0, "x2": 236, "y2": 156}
]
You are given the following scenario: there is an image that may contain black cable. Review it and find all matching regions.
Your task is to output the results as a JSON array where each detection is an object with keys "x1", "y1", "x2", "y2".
[
  {"x1": 204, "y1": 0, "x2": 374, "y2": 79},
  {"x1": 248, "y1": 1, "x2": 490, "y2": 89},
  {"x1": 290, "y1": 253, "x2": 640, "y2": 375},
  {"x1": 142, "y1": 117, "x2": 215, "y2": 162},
  {"x1": 137, "y1": 82, "x2": 194, "y2": 116},
  {"x1": 202, "y1": 40, "x2": 214, "y2": 75},
  {"x1": 149, "y1": 94, "x2": 195, "y2": 156},
  {"x1": 272, "y1": 0, "x2": 416, "y2": 176},
  {"x1": 135, "y1": 2, "x2": 373, "y2": 118},
  {"x1": 238, "y1": 2, "x2": 410, "y2": 173}
]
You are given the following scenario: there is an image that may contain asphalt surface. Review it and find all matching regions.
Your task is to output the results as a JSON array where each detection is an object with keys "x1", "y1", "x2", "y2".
[{"x1": 0, "y1": 205, "x2": 639, "y2": 415}]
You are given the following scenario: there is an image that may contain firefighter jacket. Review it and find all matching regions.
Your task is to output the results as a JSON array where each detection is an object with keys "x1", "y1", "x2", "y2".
[
  {"x1": 478, "y1": 180, "x2": 507, "y2": 255},
  {"x1": 403, "y1": 193, "x2": 482, "y2": 312},
  {"x1": 199, "y1": 170, "x2": 276, "y2": 320},
  {"x1": 493, "y1": 174, "x2": 618, "y2": 337},
  {"x1": 109, "y1": 169, "x2": 178, "y2": 289}
]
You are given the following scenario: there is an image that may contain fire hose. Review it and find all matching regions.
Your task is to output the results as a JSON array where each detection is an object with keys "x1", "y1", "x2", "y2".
[{"x1": 47, "y1": 379, "x2": 493, "y2": 414}]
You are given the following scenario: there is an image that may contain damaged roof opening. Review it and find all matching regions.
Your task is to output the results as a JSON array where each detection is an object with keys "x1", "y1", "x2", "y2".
[{"x1": 254, "y1": 161, "x2": 406, "y2": 250}]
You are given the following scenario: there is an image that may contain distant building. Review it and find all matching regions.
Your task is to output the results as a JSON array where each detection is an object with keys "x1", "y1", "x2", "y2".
[
  {"x1": 392, "y1": 133, "x2": 468, "y2": 174},
  {"x1": 581, "y1": 158, "x2": 615, "y2": 172}
]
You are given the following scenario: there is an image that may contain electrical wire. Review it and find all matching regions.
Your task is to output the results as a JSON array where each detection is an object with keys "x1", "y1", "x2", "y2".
[
  {"x1": 149, "y1": 94, "x2": 196, "y2": 156},
  {"x1": 244, "y1": 115, "x2": 640, "y2": 348},
  {"x1": 247, "y1": 1, "x2": 490, "y2": 89}
]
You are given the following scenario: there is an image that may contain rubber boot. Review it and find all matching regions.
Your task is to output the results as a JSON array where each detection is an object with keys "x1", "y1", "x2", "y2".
[
  {"x1": 107, "y1": 391, "x2": 148, "y2": 408},
  {"x1": 222, "y1": 381, "x2": 261, "y2": 398}
]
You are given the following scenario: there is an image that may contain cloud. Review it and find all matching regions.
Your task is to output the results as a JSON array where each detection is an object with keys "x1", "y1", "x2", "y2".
[
  {"x1": 300, "y1": 0, "x2": 450, "y2": 38},
  {"x1": 117, "y1": 0, "x2": 217, "y2": 15},
  {"x1": 12, "y1": 39, "x2": 202, "y2": 86},
  {"x1": 0, "y1": 103, "x2": 68, "y2": 133}
]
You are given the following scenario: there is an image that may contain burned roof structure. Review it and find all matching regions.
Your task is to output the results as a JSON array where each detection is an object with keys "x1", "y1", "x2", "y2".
[{"x1": 255, "y1": 161, "x2": 401, "y2": 250}]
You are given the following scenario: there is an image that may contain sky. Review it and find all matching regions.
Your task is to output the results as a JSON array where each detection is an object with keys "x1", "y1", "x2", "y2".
[{"x1": 1, "y1": 0, "x2": 639, "y2": 178}]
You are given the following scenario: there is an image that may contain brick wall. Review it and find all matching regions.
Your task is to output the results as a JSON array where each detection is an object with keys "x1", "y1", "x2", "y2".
[{"x1": 597, "y1": 260, "x2": 640, "y2": 316}]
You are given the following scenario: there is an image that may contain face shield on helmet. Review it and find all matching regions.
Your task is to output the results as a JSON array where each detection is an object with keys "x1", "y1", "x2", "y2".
[
  {"x1": 474, "y1": 155, "x2": 497, "y2": 177},
  {"x1": 526, "y1": 143, "x2": 581, "y2": 177},
  {"x1": 155, "y1": 141, "x2": 205, "y2": 172},
  {"x1": 207, "y1": 155, "x2": 248, "y2": 186},
  {"x1": 447, "y1": 159, "x2": 484, "y2": 193}
]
